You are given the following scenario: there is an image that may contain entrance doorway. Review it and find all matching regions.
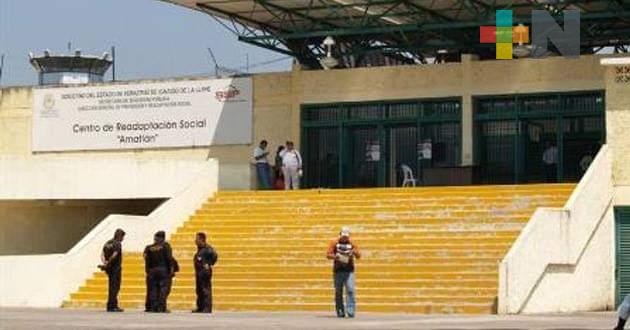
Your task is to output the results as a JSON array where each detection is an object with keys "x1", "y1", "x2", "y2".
[
  {"x1": 302, "y1": 99, "x2": 462, "y2": 188},
  {"x1": 616, "y1": 207, "x2": 630, "y2": 307},
  {"x1": 474, "y1": 92, "x2": 604, "y2": 184}
]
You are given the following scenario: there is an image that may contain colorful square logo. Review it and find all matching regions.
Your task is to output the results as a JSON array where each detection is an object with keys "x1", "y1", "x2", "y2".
[{"x1": 480, "y1": 10, "x2": 530, "y2": 60}]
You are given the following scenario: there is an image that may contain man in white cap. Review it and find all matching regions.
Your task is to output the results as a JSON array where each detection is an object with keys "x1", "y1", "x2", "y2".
[{"x1": 326, "y1": 226, "x2": 361, "y2": 318}]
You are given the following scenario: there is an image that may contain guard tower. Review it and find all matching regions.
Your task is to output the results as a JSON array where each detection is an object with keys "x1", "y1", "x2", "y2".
[{"x1": 29, "y1": 49, "x2": 112, "y2": 85}]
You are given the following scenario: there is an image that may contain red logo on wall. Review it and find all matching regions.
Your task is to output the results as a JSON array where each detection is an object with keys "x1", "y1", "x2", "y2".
[{"x1": 215, "y1": 85, "x2": 241, "y2": 102}]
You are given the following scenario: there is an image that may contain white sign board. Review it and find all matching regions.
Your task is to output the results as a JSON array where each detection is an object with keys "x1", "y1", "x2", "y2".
[{"x1": 32, "y1": 78, "x2": 252, "y2": 151}]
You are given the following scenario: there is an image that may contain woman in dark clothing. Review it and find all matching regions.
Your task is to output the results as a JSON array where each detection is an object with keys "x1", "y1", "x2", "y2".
[{"x1": 274, "y1": 146, "x2": 285, "y2": 190}]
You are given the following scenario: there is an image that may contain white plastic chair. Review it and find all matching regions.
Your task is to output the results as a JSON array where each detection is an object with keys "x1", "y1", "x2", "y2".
[{"x1": 401, "y1": 164, "x2": 417, "y2": 187}]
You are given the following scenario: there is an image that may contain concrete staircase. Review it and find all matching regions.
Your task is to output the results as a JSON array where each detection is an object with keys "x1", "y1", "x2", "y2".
[{"x1": 64, "y1": 184, "x2": 574, "y2": 314}]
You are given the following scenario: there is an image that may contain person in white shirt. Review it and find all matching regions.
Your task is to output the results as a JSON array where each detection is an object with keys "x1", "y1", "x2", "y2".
[
  {"x1": 542, "y1": 142, "x2": 558, "y2": 183},
  {"x1": 253, "y1": 140, "x2": 272, "y2": 189},
  {"x1": 280, "y1": 141, "x2": 302, "y2": 190}
]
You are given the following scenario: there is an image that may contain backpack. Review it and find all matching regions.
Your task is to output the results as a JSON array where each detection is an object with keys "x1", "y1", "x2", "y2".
[{"x1": 208, "y1": 246, "x2": 218, "y2": 266}]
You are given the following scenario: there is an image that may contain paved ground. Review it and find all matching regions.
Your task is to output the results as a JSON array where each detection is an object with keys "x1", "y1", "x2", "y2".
[{"x1": 0, "y1": 308, "x2": 619, "y2": 330}]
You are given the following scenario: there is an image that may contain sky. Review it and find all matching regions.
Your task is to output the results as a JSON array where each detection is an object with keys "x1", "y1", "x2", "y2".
[{"x1": 0, "y1": 0, "x2": 293, "y2": 86}]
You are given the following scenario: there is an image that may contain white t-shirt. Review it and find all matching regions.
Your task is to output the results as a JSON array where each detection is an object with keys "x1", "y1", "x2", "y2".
[
  {"x1": 253, "y1": 146, "x2": 268, "y2": 164},
  {"x1": 542, "y1": 146, "x2": 558, "y2": 165},
  {"x1": 280, "y1": 149, "x2": 302, "y2": 168}
]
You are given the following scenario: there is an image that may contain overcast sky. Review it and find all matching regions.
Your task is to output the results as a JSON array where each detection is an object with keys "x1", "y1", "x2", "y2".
[{"x1": 0, "y1": 0, "x2": 292, "y2": 86}]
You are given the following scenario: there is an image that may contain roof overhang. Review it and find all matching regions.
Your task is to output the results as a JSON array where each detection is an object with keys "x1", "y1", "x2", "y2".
[{"x1": 161, "y1": 0, "x2": 630, "y2": 69}]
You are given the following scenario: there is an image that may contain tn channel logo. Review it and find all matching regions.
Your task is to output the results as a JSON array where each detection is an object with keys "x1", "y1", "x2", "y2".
[{"x1": 479, "y1": 9, "x2": 580, "y2": 60}]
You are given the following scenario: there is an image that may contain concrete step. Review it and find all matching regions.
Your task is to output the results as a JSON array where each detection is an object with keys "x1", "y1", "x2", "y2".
[
  {"x1": 66, "y1": 294, "x2": 495, "y2": 304},
  {"x1": 75, "y1": 286, "x2": 498, "y2": 297},
  {"x1": 109, "y1": 264, "x2": 500, "y2": 273},
  {"x1": 64, "y1": 185, "x2": 574, "y2": 314},
  {"x1": 63, "y1": 300, "x2": 496, "y2": 314},
  {"x1": 126, "y1": 250, "x2": 509, "y2": 259},
  {"x1": 210, "y1": 192, "x2": 571, "y2": 201},
  {"x1": 93, "y1": 270, "x2": 498, "y2": 280},
  {"x1": 84, "y1": 278, "x2": 499, "y2": 288},
  {"x1": 171, "y1": 230, "x2": 520, "y2": 237},
  {"x1": 192, "y1": 209, "x2": 538, "y2": 217}
]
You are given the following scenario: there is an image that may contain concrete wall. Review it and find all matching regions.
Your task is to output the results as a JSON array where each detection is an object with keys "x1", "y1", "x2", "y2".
[
  {"x1": 498, "y1": 57, "x2": 630, "y2": 314},
  {"x1": 498, "y1": 145, "x2": 615, "y2": 314},
  {"x1": 0, "y1": 199, "x2": 163, "y2": 255},
  {"x1": 0, "y1": 56, "x2": 608, "y2": 189},
  {"x1": 603, "y1": 59, "x2": 630, "y2": 186},
  {"x1": 0, "y1": 74, "x2": 294, "y2": 191},
  {"x1": 0, "y1": 159, "x2": 219, "y2": 307},
  {"x1": 0, "y1": 156, "x2": 214, "y2": 255}
]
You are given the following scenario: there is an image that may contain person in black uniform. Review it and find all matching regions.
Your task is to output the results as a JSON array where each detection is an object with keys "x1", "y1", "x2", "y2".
[
  {"x1": 193, "y1": 232, "x2": 218, "y2": 313},
  {"x1": 144, "y1": 236, "x2": 179, "y2": 312},
  {"x1": 143, "y1": 231, "x2": 173, "y2": 313},
  {"x1": 99, "y1": 228, "x2": 125, "y2": 312},
  {"x1": 164, "y1": 252, "x2": 179, "y2": 310}
]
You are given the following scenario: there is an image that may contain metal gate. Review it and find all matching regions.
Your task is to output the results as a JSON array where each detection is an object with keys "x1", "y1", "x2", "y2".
[
  {"x1": 302, "y1": 99, "x2": 461, "y2": 188},
  {"x1": 474, "y1": 91, "x2": 605, "y2": 184},
  {"x1": 617, "y1": 207, "x2": 630, "y2": 307}
]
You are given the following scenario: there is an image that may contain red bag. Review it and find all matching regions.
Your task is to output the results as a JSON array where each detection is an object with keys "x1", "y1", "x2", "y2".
[{"x1": 274, "y1": 177, "x2": 285, "y2": 190}]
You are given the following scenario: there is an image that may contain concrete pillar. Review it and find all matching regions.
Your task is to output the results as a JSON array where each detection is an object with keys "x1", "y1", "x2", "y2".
[
  {"x1": 290, "y1": 62, "x2": 303, "y2": 149},
  {"x1": 601, "y1": 57, "x2": 630, "y2": 186},
  {"x1": 461, "y1": 54, "x2": 479, "y2": 166}
]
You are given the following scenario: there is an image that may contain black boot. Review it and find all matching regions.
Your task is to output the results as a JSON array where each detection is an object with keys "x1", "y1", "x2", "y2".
[{"x1": 615, "y1": 317, "x2": 627, "y2": 330}]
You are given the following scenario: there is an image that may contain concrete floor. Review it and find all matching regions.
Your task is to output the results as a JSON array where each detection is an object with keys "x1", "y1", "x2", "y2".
[{"x1": 0, "y1": 308, "x2": 620, "y2": 330}]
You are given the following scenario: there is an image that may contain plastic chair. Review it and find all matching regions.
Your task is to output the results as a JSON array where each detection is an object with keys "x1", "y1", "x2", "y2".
[{"x1": 401, "y1": 164, "x2": 417, "y2": 187}]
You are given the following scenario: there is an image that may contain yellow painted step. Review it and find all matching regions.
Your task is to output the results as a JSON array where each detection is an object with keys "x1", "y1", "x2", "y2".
[
  {"x1": 74, "y1": 286, "x2": 498, "y2": 297},
  {"x1": 84, "y1": 278, "x2": 499, "y2": 289},
  {"x1": 64, "y1": 185, "x2": 575, "y2": 314},
  {"x1": 68, "y1": 294, "x2": 495, "y2": 304},
  {"x1": 63, "y1": 300, "x2": 497, "y2": 314}
]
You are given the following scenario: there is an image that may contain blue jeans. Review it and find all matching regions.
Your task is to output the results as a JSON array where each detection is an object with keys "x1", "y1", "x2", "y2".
[
  {"x1": 620, "y1": 295, "x2": 630, "y2": 320},
  {"x1": 256, "y1": 163, "x2": 272, "y2": 189},
  {"x1": 334, "y1": 271, "x2": 355, "y2": 317}
]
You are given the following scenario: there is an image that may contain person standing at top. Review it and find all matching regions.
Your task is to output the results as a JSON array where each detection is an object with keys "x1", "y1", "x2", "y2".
[
  {"x1": 193, "y1": 232, "x2": 218, "y2": 313},
  {"x1": 542, "y1": 141, "x2": 558, "y2": 182},
  {"x1": 274, "y1": 145, "x2": 286, "y2": 190},
  {"x1": 326, "y1": 227, "x2": 361, "y2": 318},
  {"x1": 143, "y1": 231, "x2": 173, "y2": 313},
  {"x1": 253, "y1": 140, "x2": 272, "y2": 190},
  {"x1": 99, "y1": 228, "x2": 125, "y2": 312},
  {"x1": 280, "y1": 141, "x2": 302, "y2": 190}
]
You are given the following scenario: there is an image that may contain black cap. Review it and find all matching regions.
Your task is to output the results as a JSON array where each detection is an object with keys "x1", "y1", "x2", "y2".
[
  {"x1": 155, "y1": 231, "x2": 165, "y2": 238},
  {"x1": 114, "y1": 228, "x2": 125, "y2": 237}
]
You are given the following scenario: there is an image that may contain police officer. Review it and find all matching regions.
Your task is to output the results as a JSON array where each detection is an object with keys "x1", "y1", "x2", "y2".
[
  {"x1": 193, "y1": 232, "x2": 218, "y2": 313},
  {"x1": 100, "y1": 228, "x2": 125, "y2": 312},
  {"x1": 143, "y1": 231, "x2": 173, "y2": 313},
  {"x1": 164, "y1": 253, "x2": 179, "y2": 310}
]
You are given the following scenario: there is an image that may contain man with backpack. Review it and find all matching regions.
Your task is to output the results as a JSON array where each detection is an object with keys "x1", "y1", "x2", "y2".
[
  {"x1": 99, "y1": 228, "x2": 125, "y2": 312},
  {"x1": 193, "y1": 232, "x2": 218, "y2": 313},
  {"x1": 326, "y1": 227, "x2": 361, "y2": 318}
]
